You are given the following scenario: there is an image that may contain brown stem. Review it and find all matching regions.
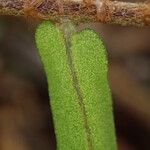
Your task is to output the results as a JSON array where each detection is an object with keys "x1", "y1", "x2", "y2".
[{"x1": 0, "y1": 0, "x2": 150, "y2": 27}]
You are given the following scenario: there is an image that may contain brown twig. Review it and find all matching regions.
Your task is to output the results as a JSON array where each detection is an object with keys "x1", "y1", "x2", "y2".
[{"x1": 0, "y1": 0, "x2": 150, "y2": 27}]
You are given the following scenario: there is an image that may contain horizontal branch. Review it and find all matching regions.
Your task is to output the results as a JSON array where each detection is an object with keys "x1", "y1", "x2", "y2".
[{"x1": 0, "y1": 0, "x2": 150, "y2": 27}]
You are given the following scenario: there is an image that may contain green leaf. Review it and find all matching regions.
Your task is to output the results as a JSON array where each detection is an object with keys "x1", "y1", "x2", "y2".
[{"x1": 35, "y1": 21, "x2": 117, "y2": 150}]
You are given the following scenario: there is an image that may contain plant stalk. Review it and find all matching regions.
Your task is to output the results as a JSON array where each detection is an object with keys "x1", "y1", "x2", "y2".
[{"x1": 0, "y1": 0, "x2": 150, "y2": 27}]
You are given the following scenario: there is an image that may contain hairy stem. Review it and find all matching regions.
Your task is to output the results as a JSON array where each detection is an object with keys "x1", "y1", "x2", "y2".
[{"x1": 0, "y1": 0, "x2": 150, "y2": 27}]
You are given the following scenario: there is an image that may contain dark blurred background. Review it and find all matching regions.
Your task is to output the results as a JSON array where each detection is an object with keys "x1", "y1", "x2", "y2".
[{"x1": 0, "y1": 6, "x2": 150, "y2": 150}]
